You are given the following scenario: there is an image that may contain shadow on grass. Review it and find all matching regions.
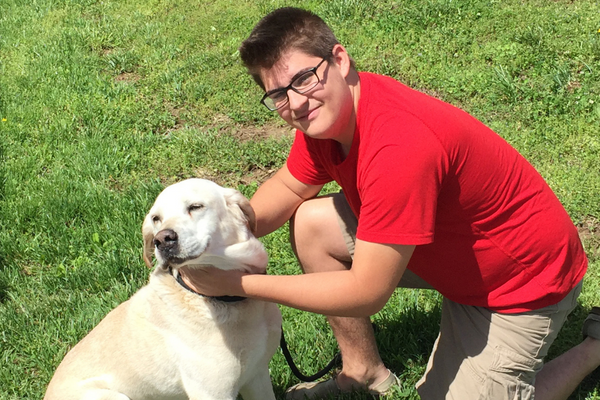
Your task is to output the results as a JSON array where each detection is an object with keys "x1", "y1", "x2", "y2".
[
  {"x1": 374, "y1": 302, "x2": 442, "y2": 375},
  {"x1": 279, "y1": 301, "x2": 600, "y2": 399},
  {"x1": 375, "y1": 302, "x2": 600, "y2": 399},
  {"x1": 272, "y1": 305, "x2": 442, "y2": 399},
  {"x1": 0, "y1": 273, "x2": 9, "y2": 304}
]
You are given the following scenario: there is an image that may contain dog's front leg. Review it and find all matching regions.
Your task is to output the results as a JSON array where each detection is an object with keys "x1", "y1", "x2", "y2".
[{"x1": 238, "y1": 370, "x2": 277, "y2": 400}]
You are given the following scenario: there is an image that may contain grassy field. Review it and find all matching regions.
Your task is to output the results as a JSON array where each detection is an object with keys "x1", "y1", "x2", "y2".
[{"x1": 1, "y1": 0, "x2": 599, "y2": 398}]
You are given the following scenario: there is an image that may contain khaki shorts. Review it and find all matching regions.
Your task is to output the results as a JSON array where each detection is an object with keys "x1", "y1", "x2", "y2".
[{"x1": 331, "y1": 192, "x2": 582, "y2": 400}]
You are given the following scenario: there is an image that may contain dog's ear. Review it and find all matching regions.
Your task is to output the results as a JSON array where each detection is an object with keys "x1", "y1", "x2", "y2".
[
  {"x1": 141, "y1": 214, "x2": 155, "y2": 269},
  {"x1": 223, "y1": 188, "x2": 257, "y2": 234}
]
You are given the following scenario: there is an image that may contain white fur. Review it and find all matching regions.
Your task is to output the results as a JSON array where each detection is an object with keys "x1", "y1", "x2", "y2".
[{"x1": 44, "y1": 179, "x2": 282, "y2": 400}]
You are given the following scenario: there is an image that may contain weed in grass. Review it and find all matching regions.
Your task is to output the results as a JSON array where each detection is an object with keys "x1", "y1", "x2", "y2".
[
  {"x1": 516, "y1": 25, "x2": 546, "y2": 48},
  {"x1": 552, "y1": 63, "x2": 572, "y2": 93},
  {"x1": 493, "y1": 65, "x2": 522, "y2": 103}
]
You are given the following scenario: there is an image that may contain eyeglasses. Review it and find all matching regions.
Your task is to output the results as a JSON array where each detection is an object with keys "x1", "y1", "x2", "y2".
[{"x1": 260, "y1": 58, "x2": 329, "y2": 111}]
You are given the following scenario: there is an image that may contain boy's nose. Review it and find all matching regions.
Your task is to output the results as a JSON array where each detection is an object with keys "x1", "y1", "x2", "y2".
[{"x1": 287, "y1": 89, "x2": 309, "y2": 110}]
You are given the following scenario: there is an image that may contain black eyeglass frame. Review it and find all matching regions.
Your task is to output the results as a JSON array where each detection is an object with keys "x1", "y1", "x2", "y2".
[{"x1": 260, "y1": 57, "x2": 329, "y2": 111}]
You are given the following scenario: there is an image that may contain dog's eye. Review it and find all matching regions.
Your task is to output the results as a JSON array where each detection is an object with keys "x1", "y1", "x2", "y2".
[
  {"x1": 152, "y1": 215, "x2": 161, "y2": 224},
  {"x1": 188, "y1": 204, "x2": 204, "y2": 213}
]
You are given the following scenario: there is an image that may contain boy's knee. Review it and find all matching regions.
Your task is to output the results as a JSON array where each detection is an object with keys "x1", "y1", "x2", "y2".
[
  {"x1": 290, "y1": 200, "x2": 328, "y2": 240},
  {"x1": 289, "y1": 197, "x2": 349, "y2": 272}
]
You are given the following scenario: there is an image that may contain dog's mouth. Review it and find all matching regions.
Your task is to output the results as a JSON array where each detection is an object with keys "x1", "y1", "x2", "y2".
[
  {"x1": 159, "y1": 250, "x2": 207, "y2": 267},
  {"x1": 165, "y1": 255, "x2": 199, "y2": 265},
  {"x1": 155, "y1": 235, "x2": 267, "y2": 274},
  {"x1": 155, "y1": 234, "x2": 210, "y2": 267}
]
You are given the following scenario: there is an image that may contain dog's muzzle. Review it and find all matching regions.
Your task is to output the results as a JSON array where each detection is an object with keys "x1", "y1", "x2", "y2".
[
  {"x1": 154, "y1": 228, "x2": 178, "y2": 253},
  {"x1": 154, "y1": 229, "x2": 191, "y2": 264}
]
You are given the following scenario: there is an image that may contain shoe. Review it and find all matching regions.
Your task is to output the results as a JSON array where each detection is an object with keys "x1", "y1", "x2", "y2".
[
  {"x1": 285, "y1": 369, "x2": 400, "y2": 399},
  {"x1": 582, "y1": 307, "x2": 600, "y2": 341},
  {"x1": 368, "y1": 369, "x2": 401, "y2": 396},
  {"x1": 285, "y1": 377, "x2": 340, "y2": 400}
]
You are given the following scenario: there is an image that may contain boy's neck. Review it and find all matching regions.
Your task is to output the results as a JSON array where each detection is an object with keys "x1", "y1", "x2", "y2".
[{"x1": 338, "y1": 70, "x2": 360, "y2": 159}]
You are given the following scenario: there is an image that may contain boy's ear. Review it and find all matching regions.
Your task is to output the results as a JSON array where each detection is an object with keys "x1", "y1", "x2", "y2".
[{"x1": 331, "y1": 43, "x2": 352, "y2": 78}]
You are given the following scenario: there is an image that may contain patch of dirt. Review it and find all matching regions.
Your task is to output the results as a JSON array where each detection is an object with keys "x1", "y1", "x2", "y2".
[
  {"x1": 115, "y1": 72, "x2": 141, "y2": 83},
  {"x1": 578, "y1": 217, "x2": 599, "y2": 240},
  {"x1": 191, "y1": 167, "x2": 229, "y2": 187},
  {"x1": 219, "y1": 119, "x2": 294, "y2": 184},
  {"x1": 151, "y1": 112, "x2": 295, "y2": 187},
  {"x1": 209, "y1": 114, "x2": 295, "y2": 142},
  {"x1": 185, "y1": 165, "x2": 277, "y2": 188},
  {"x1": 419, "y1": 87, "x2": 445, "y2": 101},
  {"x1": 577, "y1": 216, "x2": 600, "y2": 256},
  {"x1": 239, "y1": 167, "x2": 279, "y2": 185},
  {"x1": 231, "y1": 123, "x2": 295, "y2": 142},
  {"x1": 165, "y1": 105, "x2": 185, "y2": 133},
  {"x1": 566, "y1": 80, "x2": 582, "y2": 93},
  {"x1": 161, "y1": 112, "x2": 295, "y2": 142}
]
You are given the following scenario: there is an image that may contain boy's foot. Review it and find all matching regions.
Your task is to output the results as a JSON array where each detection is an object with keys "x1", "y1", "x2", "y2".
[
  {"x1": 285, "y1": 369, "x2": 400, "y2": 399},
  {"x1": 582, "y1": 307, "x2": 600, "y2": 340}
]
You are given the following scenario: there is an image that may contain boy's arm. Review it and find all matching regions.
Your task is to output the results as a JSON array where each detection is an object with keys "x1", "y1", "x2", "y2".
[
  {"x1": 250, "y1": 163, "x2": 323, "y2": 238},
  {"x1": 249, "y1": 240, "x2": 414, "y2": 316},
  {"x1": 182, "y1": 240, "x2": 415, "y2": 317}
]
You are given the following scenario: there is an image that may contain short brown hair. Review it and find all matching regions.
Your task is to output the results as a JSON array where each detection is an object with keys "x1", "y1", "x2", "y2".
[{"x1": 239, "y1": 7, "x2": 353, "y2": 89}]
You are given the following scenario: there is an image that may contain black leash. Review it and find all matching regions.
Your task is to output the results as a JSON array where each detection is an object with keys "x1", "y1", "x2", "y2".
[
  {"x1": 279, "y1": 329, "x2": 342, "y2": 382},
  {"x1": 170, "y1": 266, "x2": 341, "y2": 381}
]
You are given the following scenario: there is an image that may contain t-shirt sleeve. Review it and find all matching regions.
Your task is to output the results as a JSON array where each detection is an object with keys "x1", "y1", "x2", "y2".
[
  {"x1": 356, "y1": 116, "x2": 448, "y2": 245},
  {"x1": 287, "y1": 129, "x2": 333, "y2": 185}
]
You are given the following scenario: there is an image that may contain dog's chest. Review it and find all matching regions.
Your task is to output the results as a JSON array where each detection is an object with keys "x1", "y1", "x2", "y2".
[{"x1": 150, "y1": 289, "x2": 275, "y2": 356}]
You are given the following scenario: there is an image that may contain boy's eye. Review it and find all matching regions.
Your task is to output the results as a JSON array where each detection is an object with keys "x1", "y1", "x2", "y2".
[
  {"x1": 293, "y1": 72, "x2": 314, "y2": 88},
  {"x1": 269, "y1": 91, "x2": 287, "y2": 102}
]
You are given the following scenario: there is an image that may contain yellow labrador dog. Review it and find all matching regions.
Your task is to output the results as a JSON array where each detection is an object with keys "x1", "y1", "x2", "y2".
[{"x1": 44, "y1": 178, "x2": 282, "y2": 400}]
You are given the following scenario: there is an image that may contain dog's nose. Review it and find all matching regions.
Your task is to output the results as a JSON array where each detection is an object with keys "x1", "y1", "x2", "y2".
[{"x1": 154, "y1": 229, "x2": 178, "y2": 252}]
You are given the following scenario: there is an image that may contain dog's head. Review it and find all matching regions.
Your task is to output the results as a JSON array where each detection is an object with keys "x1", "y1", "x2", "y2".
[{"x1": 142, "y1": 179, "x2": 267, "y2": 273}]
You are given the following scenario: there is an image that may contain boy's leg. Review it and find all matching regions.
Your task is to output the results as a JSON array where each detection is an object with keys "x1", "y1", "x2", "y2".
[
  {"x1": 287, "y1": 193, "x2": 392, "y2": 394},
  {"x1": 290, "y1": 193, "x2": 598, "y2": 400},
  {"x1": 534, "y1": 306, "x2": 600, "y2": 400},
  {"x1": 287, "y1": 192, "x2": 432, "y2": 399},
  {"x1": 328, "y1": 191, "x2": 433, "y2": 292},
  {"x1": 417, "y1": 281, "x2": 583, "y2": 400}
]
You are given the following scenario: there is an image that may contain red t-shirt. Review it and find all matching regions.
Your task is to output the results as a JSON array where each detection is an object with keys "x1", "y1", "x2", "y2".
[{"x1": 287, "y1": 72, "x2": 587, "y2": 312}]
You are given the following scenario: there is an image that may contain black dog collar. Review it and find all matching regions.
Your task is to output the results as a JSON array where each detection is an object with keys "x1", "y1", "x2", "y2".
[{"x1": 169, "y1": 267, "x2": 247, "y2": 303}]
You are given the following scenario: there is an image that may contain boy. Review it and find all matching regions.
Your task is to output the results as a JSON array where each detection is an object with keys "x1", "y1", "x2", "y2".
[{"x1": 181, "y1": 7, "x2": 600, "y2": 399}]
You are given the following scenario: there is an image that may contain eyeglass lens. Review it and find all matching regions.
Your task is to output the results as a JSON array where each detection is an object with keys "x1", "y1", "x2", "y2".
[{"x1": 262, "y1": 59, "x2": 326, "y2": 110}]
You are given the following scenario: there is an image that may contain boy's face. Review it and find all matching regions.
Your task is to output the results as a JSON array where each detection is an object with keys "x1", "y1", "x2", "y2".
[{"x1": 259, "y1": 46, "x2": 357, "y2": 146}]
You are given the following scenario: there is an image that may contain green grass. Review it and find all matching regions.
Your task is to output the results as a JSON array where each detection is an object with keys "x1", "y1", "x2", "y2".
[{"x1": 1, "y1": 0, "x2": 599, "y2": 399}]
